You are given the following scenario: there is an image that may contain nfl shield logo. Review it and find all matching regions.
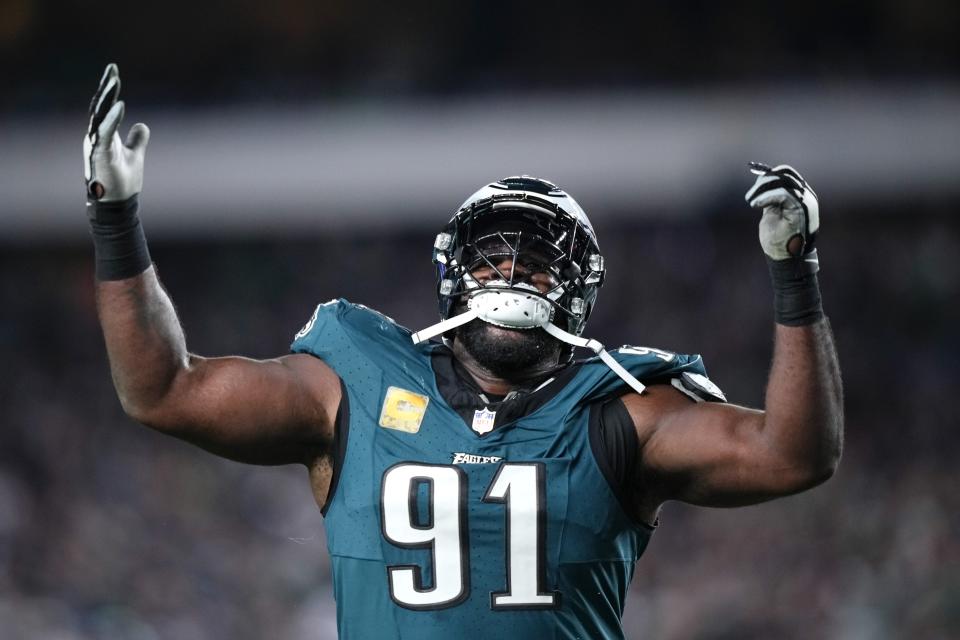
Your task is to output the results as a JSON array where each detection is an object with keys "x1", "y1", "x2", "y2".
[{"x1": 471, "y1": 408, "x2": 496, "y2": 435}]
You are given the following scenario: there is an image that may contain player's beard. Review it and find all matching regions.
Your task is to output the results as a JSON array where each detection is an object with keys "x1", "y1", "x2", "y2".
[{"x1": 455, "y1": 320, "x2": 563, "y2": 381}]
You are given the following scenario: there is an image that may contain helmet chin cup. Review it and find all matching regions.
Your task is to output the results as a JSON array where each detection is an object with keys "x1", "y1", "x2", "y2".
[{"x1": 467, "y1": 284, "x2": 553, "y2": 329}]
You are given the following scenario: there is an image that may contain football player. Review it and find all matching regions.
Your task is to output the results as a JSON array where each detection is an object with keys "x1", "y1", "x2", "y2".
[{"x1": 85, "y1": 64, "x2": 843, "y2": 639}]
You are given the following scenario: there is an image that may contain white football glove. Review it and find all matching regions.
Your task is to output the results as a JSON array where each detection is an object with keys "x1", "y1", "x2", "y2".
[
  {"x1": 745, "y1": 162, "x2": 819, "y2": 261},
  {"x1": 83, "y1": 63, "x2": 150, "y2": 203}
]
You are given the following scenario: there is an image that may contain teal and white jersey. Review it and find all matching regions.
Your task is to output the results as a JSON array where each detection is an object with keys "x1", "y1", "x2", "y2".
[{"x1": 291, "y1": 299, "x2": 717, "y2": 640}]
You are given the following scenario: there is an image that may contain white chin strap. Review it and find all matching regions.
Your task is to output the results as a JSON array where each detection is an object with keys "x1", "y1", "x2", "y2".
[
  {"x1": 540, "y1": 322, "x2": 646, "y2": 395},
  {"x1": 409, "y1": 308, "x2": 480, "y2": 344},
  {"x1": 411, "y1": 287, "x2": 646, "y2": 395}
]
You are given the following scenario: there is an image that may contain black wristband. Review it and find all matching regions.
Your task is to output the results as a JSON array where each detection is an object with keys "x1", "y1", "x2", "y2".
[
  {"x1": 87, "y1": 194, "x2": 153, "y2": 281},
  {"x1": 767, "y1": 250, "x2": 824, "y2": 326}
]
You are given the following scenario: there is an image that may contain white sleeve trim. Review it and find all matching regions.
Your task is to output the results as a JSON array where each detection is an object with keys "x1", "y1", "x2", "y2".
[
  {"x1": 671, "y1": 377, "x2": 704, "y2": 402},
  {"x1": 672, "y1": 372, "x2": 727, "y2": 402}
]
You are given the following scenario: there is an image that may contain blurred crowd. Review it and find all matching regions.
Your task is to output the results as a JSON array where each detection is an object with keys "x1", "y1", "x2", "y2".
[
  {"x1": 3, "y1": 0, "x2": 960, "y2": 112},
  {"x1": 1, "y1": 198, "x2": 957, "y2": 639}
]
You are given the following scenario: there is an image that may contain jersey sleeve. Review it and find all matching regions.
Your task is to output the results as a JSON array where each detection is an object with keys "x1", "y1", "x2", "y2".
[
  {"x1": 290, "y1": 298, "x2": 433, "y2": 404},
  {"x1": 290, "y1": 299, "x2": 352, "y2": 360},
  {"x1": 614, "y1": 345, "x2": 725, "y2": 402},
  {"x1": 576, "y1": 344, "x2": 726, "y2": 404}
]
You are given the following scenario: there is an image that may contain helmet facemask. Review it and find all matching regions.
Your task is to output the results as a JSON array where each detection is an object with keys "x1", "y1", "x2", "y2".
[{"x1": 434, "y1": 187, "x2": 605, "y2": 341}]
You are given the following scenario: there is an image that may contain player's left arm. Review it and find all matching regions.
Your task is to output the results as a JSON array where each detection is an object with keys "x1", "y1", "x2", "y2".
[
  {"x1": 626, "y1": 164, "x2": 844, "y2": 507},
  {"x1": 625, "y1": 321, "x2": 841, "y2": 507}
]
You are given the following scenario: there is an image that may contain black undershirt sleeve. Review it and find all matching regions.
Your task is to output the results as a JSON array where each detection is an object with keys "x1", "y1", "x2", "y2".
[
  {"x1": 588, "y1": 397, "x2": 651, "y2": 528},
  {"x1": 320, "y1": 378, "x2": 350, "y2": 516}
]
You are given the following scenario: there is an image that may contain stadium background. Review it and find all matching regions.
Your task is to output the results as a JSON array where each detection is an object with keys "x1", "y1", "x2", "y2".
[{"x1": 1, "y1": 2, "x2": 958, "y2": 638}]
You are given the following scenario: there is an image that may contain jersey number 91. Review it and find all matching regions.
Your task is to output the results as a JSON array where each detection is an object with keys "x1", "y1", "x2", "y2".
[{"x1": 380, "y1": 462, "x2": 560, "y2": 611}]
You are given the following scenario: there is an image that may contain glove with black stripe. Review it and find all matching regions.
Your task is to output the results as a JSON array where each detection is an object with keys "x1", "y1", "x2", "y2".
[
  {"x1": 745, "y1": 162, "x2": 819, "y2": 264},
  {"x1": 83, "y1": 64, "x2": 153, "y2": 281},
  {"x1": 84, "y1": 63, "x2": 150, "y2": 202},
  {"x1": 745, "y1": 162, "x2": 823, "y2": 326}
]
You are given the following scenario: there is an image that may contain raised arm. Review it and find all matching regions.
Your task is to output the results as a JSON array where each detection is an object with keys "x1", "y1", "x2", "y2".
[
  {"x1": 627, "y1": 164, "x2": 843, "y2": 508},
  {"x1": 85, "y1": 64, "x2": 340, "y2": 467},
  {"x1": 626, "y1": 321, "x2": 841, "y2": 507},
  {"x1": 96, "y1": 269, "x2": 340, "y2": 465}
]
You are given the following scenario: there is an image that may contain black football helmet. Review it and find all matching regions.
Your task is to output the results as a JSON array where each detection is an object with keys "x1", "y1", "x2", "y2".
[{"x1": 431, "y1": 176, "x2": 605, "y2": 338}]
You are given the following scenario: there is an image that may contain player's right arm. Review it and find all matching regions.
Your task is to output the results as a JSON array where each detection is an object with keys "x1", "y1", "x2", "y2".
[
  {"x1": 97, "y1": 271, "x2": 341, "y2": 465},
  {"x1": 85, "y1": 64, "x2": 341, "y2": 467}
]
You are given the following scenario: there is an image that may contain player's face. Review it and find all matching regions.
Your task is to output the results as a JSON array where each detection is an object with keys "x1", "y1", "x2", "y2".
[
  {"x1": 455, "y1": 257, "x2": 564, "y2": 380},
  {"x1": 469, "y1": 258, "x2": 558, "y2": 294}
]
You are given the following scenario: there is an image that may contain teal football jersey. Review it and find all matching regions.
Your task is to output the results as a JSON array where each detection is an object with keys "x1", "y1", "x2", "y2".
[{"x1": 291, "y1": 300, "x2": 714, "y2": 640}]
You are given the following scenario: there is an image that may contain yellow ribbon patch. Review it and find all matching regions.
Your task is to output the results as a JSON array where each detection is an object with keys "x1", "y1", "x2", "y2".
[{"x1": 379, "y1": 386, "x2": 430, "y2": 434}]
